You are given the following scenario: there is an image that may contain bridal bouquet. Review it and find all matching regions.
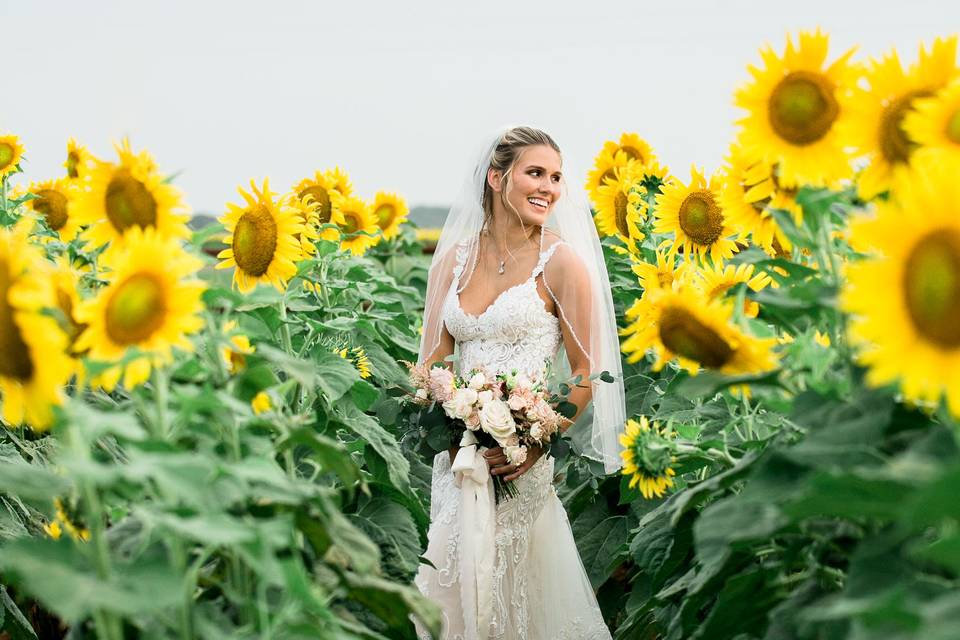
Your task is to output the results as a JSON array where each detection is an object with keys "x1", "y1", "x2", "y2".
[{"x1": 404, "y1": 363, "x2": 573, "y2": 502}]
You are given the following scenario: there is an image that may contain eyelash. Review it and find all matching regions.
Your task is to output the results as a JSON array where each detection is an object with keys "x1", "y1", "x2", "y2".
[{"x1": 530, "y1": 170, "x2": 561, "y2": 182}]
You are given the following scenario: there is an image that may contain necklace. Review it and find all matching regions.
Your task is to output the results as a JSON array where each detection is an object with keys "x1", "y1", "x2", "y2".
[{"x1": 484, "y1": 228, "x2": 539, "y2": 276}]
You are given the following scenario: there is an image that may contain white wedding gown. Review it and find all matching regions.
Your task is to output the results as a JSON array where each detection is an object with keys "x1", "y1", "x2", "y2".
[{"x1": 414, "y1": 239, "x2": 611, "y2": 640}]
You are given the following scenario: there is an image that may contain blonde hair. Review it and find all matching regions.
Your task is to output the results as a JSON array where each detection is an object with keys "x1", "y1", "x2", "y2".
[{"x1": 481, "y1": 127, "x2": 561, "y2": 234}]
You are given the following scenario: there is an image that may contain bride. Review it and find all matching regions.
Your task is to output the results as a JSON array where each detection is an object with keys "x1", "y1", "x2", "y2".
[{"x1": 413, "y1": 126, "x2": 626, "y2": 640}]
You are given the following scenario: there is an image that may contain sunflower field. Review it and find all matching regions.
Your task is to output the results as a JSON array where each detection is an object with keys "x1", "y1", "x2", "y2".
[{"x1": 2, "y1": 28, "x2": 960, "y2": 640}]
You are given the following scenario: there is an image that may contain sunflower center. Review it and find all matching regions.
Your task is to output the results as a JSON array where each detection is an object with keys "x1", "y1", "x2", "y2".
[
  {"x1": 66, "y1": 151, "x2": 80, "y2": 178},
  {"x1": 105, "y1": 170, "x2": 158, "y2": 232},
  {"x1": 945, "y1": 107, "x2": 960, "y2": 144},
  {"x1": 299, "y1": 186, "x2": 332, "y2": 224},
  {"x1": 678, "y1": 191, "x2": 723, "y2": 245},
  {"x1": 659, "y1": 305, "x2": 733, "y2": 368},
  {"x1": 35, "y1": 189, "x2": 69, "y2": 231},
  {"x1": 620, "y1": 145, "x2": 648, "y2": 163},
  {"x1": 902, "y1": 230, "x2": 960, "y2": 348},
  {"x1": 104, "y1": 273, "x2": 167, "y2": 345},
  {"x1": 880, "y1": 90, "x2": 932, "y2": 164},
  {"x1": 598, "y1": 168, "x2": 617, "y2": 187},
  {"x1": 768, "y1": 71, "x2": 839, "y2": 145},
  {"x1": 375, "y1": 204, "x2": 396, "y2": 230},
  {"x1": 342, "y1": 212, "x2": 361, "y2": 234},
  {"x1": 614, "y1": 191, "x2": 630, "y2": 237},
  {"x1": 0, "y1": 260, "x2": 36, "y2": 381},
  {"x1": 0, "y1": 143, "x2": 15, "y2": 171},
  {"x1": 232, "y1": 205, "x2": 278, "y2": 277}
]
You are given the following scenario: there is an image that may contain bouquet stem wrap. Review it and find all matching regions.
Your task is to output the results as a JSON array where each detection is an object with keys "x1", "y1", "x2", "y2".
[{"x1": 450, "y1": 429, "x2": 496, "y2": 639}]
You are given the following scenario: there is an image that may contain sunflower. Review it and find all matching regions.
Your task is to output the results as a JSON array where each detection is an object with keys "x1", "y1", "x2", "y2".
[
  {"x1": 287, "y1": 193, "x2": 321, "y2": 256},
  {"x1": 0, "y1": 134, "x2": 25, "y2": 179},
  {"x1": 217, "y1": 178, "x2": 305, "y2": 293},
  {"x1": 43, "y1": 498, "x2": 90, "y2": 542},
  {"x1": 324, "y1": 167, "x2": 353, "y2": 197},
  {"x1": 74, "y1": 227, "x2": 205, "y2": 390},
  {"x1": 21, "y1": 178, "x2": 83, "y2": 242},
  {"x1": 371, "y1": 192, "x2": 409, "y2": 241},
  {"x1": 845, "y1": 37, "x2": 959, "y2": 199},
  {"x1": 631, "y1": 248, "x2": 691, "y2": 295},
  {"x1": 335, "y1": 344, "x2": 372, "y2": 379},
  {"x1": 593, "y1": 165, "x2": 646, "y2": 243},
  {"x1": 690, "y1": 261, "x2": 773, "y2": 318},
  {"x1": 336, "y1": 195, "x2": 380, "y2": 256},
  {"x1": 293, "y1": 170, "x2": 350, "y2": 232},
  {"x1": 221, "y1": 320, "x2": 255, "y2": 373},
  {"x1": 0, "y1": 221, "x2": 74, "y2": 430},
  {"x1": 719, "y1": 145, "x2": 799, "y2": 257},
  {"x1": 251, "y1": 391, "x2": 272, "y2": 415},
  {"x1": 904, "y1": 79, "x2": 960, "y2": 166},
  {"x1": 619, "y1": 416, "x2": 677, "y2": 499},
  {"x1": 73, "y1": 139, "x2": 190, "y2": 249},
  {"x1": 735, "y1": 29, "x2": 858, "y2": 188},
  {"x1": 841, "y1": 156, "x2": 960, "y2": 417},
  {"x1": 586, "y1": 144, "x2": 632, "y2": 203},
  {"x1": 654, "y1": 165, "x2": 738, "y2": 264},
  {"x1": 65, "y1": 138, "x2": 94, "y2": 180},
  {"x1": 619, "y1": 285, "x2": 779, "y2": 375},
  {"x1": 49, "y1": 256, "x2": 86, "y2": 349}
]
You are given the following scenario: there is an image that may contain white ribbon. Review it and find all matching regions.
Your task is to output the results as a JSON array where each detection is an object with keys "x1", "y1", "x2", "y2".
[{"x1": 451, "y1": 429, "x2": 496, "y2": 640}]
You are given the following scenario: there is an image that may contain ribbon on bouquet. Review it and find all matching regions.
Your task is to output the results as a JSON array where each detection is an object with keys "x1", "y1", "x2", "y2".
[{"x1": 450, "y1": 429, "x2": 496, "y2": 640}]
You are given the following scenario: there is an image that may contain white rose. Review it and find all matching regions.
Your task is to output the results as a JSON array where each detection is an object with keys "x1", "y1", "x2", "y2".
[
  {"x1": 478, "y1": 399, "x2": 516, "y2": 440},
  {"x1": 442, "y1": 387, "x2": 478, "y2": 420},
  {"x1": 505, "y1": 445, "x2": 527, "y2": 466},
  {"x1": 515, "y1": 374, "x2": 533, "y2": 390},
  {"x1": 468, "y1": 372, "x2": 486, "y2": 390},
  {"x1": 477, "y1": 389, "x2": 493, "y2": 407},
  {"x1": 415, "y1": 388, "x2": 429, "y2": 400},
  {"x1": 530, "y1": 422, "x2": 543, "y2": 440}
]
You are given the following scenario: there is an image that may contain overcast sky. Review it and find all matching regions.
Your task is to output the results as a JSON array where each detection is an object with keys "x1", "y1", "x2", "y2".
[{"x1": 4, "y1": 1, "x2": 957, "y2": 215}]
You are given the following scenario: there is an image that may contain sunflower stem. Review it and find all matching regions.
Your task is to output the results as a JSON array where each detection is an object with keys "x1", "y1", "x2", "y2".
[
  {"x1": 153, "y1": 366, "x2": 170, "y2": 439},
  {"x1": 67, "y1": 419, "x2": 123, "y2": 640},
  {"x1": 277, "y1": 301, "x2": 293, "y2": 356},
  {"x1": 1, "y1": 174, "x2": 8, "y2": 212}
]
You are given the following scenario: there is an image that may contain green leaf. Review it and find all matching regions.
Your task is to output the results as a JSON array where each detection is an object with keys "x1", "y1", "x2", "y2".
[
  {"x1": 342, "y1": 571, "x2": 442, "y2": 639},
  {"x1": 577, "y1": 515, "x2": 631, "y2": 589},
  {"x1": 1, "y1": 584, "x2": 38, "y2": 640},
  {"x1": 64, "y1": 399, "x2": 146, "y2": 441},
  {"x1": 333, "y1": 400, "x2": 410, "y2": 495},
  {"x1": 0, "y1": 457, "x2": 70, "y2": 503},
  {"x1": 280, "y1": 426, "x2": 362, "y2": 488},
  {"x1": 350, "y1": 380, "x2": 380, "y2": 411},
  {"x1": 673, "y1": 369, "x2": 782, "y2": 398},
  {"x1": 348, "y1": 497, "x2": 422, "y2": 580},
  {"x1": 0, "y1": 537, "x2": 181, "y2": 621}
]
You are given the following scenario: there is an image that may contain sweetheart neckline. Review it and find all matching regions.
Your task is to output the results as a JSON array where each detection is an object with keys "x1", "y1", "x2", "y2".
[{"x1": 454, "y1": 276, "x2": 557, "y2": 323}]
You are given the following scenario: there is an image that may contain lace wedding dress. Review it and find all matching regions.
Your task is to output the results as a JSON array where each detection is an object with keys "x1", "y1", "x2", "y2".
[{"x1": 414, "y1": 237, "x2": 611, "y2": 640}]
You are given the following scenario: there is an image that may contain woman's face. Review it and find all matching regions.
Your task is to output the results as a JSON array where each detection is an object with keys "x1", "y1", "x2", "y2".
[{"x1": 489, "y1": 144, "x2": 563, "y2": 227}]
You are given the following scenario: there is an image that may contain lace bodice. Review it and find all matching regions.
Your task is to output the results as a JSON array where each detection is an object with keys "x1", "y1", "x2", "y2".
[{"x1": 443, "y1": 240, "x2": 565, "y2": 379}]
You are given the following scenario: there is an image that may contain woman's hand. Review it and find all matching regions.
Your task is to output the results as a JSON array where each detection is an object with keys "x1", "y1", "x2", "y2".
[{"x1": 483, "y1": 444, "x2": 544, "y2": 482}]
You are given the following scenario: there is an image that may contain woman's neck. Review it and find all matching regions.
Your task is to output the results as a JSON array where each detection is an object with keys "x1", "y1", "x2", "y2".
[{"x1": 485, "y1": 214, "x2": 539, "y2": 252}]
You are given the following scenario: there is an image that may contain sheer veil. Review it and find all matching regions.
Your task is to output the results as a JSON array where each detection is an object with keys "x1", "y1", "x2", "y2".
[{"x1": 417, "y1": 126, "x2": 626, "y2": 474}]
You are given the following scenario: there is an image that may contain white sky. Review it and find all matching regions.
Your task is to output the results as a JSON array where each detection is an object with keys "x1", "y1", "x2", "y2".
[{"x1": 3, "y1": 0, "x2": 958, "y2": 214}]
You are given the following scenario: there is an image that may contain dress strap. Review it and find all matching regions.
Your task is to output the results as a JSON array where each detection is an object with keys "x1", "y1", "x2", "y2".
[{"x1": 532, "y1": 241, "x2": 566, "y2": 278}]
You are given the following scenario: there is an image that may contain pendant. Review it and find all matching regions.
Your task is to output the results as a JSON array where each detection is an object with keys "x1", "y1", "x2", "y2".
[{"x1": 498, "y1": 260, "x2": 505, "y2": 275}]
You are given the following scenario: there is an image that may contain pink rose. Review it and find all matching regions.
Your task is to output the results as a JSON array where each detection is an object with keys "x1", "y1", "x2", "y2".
[{"x1": 428, "y1": 367, "x2": 455, "y2": 403}]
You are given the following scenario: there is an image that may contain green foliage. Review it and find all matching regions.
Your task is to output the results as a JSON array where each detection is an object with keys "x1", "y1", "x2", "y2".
[{"x1": 0, "y1": 212, "x2": 441, "y2": 639}]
